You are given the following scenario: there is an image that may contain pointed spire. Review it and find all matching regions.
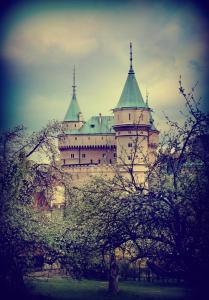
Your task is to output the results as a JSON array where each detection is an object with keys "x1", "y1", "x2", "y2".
[
  {"x1": 64, "y1": 66, "x2": 82, "y2": 122},
  {"x1": 129, "y1": 42, "x2": 134, "y2": 74},
  {"x1": 146, "y1": 88, "x2": 149, "y2": 106},
  {"x1": 115, "y1": 43, "x2": 147, "y2": 109},
  {"x1": 72, "y1": 65, "x2": 76, "y2": 99}
]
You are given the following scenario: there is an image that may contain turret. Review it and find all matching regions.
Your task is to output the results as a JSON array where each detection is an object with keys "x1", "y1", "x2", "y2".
[
  {"x1": 63, "y1": 66, "x2": 84, "y2": 131},
  {"x1": 113, "y1": 43, "x2": 159, "y2": 183}
]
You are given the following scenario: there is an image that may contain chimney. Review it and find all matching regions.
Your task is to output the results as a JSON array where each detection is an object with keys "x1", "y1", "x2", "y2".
[
  {"x1": 99, "y1": 113, "x2": 102, "y2": 125},
  {"x1": 78, "y1": 112, "x2": 83, "y2": 122}
]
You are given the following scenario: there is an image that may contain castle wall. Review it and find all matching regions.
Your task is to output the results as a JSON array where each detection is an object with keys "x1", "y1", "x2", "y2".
[
  {"x1": 59, "y1": 134, "x2": 116, "y2": 148},
  {"x1": 116, "y1": 134, "x2": 148, "y2": 165},
  {"x1": 60, "y1": 148, "x2": 116, "y2": 165},
  {"x1": 62, "y1": 121, "x2": 83, "y2": 131},
  {"x1": 148, "y1": 130, "x2": 159, "y2": 164},
  {"x1": 114, "y1": 108, "x2": 150, "y2": 126}
]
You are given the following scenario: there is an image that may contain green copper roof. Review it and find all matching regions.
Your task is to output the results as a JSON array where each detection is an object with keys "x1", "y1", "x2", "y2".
[
  {"x1": 115, "y1": 43, "x2": 147, "y2": 109},
  {"x1": 64, "y1": 94, "x2": 82, "y2": 122},
  {"x1": 65, "y1": 115, "x2": 114, "y2": 135},
  {"x1": 64, "y1": 67, "x2": 82, "y2": 122},
  {"x1": 116, "y1": 72, "x2": 147, "y2": 109}
]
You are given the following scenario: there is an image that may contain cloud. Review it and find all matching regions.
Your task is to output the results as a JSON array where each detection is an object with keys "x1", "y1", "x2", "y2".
[
  {"x1": 1, "y1": 3, "x2": 208, "y2": 132},
  {"x1": 3, "y1": 12, "x2": 101, "y2": 64}
]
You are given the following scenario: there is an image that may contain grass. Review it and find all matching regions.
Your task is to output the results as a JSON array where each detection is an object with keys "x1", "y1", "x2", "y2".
[{"x1": 26, "y1": 277, "x2": 194, "y2": 300}]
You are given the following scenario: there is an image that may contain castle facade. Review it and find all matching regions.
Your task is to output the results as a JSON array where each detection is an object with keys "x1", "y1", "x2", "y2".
[{"x1": 58, "y1": 43, "x2": 159, "y2": 185}]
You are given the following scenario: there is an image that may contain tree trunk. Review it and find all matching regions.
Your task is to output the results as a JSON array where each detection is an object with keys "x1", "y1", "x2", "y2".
[{"x1": 108, "y1": 253, "x2": 119, "y2": 295}]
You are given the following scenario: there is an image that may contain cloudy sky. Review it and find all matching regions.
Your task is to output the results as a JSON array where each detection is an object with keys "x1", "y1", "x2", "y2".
[{"x1": 0, "y1": 0, "x2": 208, "y2": 132}]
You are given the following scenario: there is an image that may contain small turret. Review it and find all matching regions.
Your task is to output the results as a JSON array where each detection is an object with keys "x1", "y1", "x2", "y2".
[{"x1": 63, "y1": 66, "x2": 84, "y2": 131}]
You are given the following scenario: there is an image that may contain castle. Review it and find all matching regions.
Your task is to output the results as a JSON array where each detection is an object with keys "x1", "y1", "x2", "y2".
[{"x1": 58, "y1": 43, "x2": 159, "y2": 185}]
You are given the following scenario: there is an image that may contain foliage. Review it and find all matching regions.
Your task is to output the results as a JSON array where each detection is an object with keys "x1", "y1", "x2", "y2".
[
  {"x1": 0, "y1": 122, "x2": 67, "y2": 296},
  {"x1": 63, "y1": 79, "x2": 209, "y2": 293}
]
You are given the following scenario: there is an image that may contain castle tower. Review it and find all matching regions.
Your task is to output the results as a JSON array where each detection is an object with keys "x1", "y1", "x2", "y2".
[
  {"x1": 113, "y1": 43, "x2": 159, "y2": 184},
  {"x1": 62, "y1": 66, "x2": 84, "y2": 131}
]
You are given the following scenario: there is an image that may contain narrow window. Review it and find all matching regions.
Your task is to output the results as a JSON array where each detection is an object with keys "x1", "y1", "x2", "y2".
[
  {"x1": 110, "y1": 159, "x2": 112, "y2": 164},
  {"x1": 128, "y1": 156, "x2": 131, "y2": 160},
  {"x1": 98, "y1": 159, "x2": 101, "y2": 164},
  {"x1": 75, "y1": 124, "x2": 76, "y2": 127},
  {"x1": 128, "y1": 143, "x2": 132, "y2": 147},
  {"x1": 82, "y1": 154, "x2": 86, "y2": 158},
  {"x1": 75, "y1": 137, "x2": 77, "y2": 140},
  {"x1": 63, "y1": 159, "x2": 65, "y2": 165},
  {"x1": 71, "y1": 154, "x2": 74, "y2": 158},
  {"x1": 90, "y1": 159, "x2": 93, "y2": 164},
  {"x1": 129, "y1": 113, "x2": 131, "y2": 120}
]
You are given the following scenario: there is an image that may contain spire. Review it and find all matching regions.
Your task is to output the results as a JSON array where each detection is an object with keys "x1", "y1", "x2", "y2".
[
  {"x1": 72, "y1": 65, "x2": 76, "y2": 99},
  {"x1": 146, "y1": 88, "x2": 149, "y2": 107},
  {"x1": 64, "y1": 66, "x2": 82, "y2": 122},
  {"x1": 115, "y1": 43, "x2": 147, "y2": 109},
  {"x1": 129, "y1": 42, "x2": 134, "y2": 74}
]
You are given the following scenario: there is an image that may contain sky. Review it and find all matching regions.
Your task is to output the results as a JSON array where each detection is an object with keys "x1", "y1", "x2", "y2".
[{"x1": 0, "y1": 0, "x2": 208, "y2": 133}]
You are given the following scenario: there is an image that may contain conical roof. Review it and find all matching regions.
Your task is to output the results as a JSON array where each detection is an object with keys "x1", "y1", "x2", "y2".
[
  {"x1": 115, "y1": 43, "x2": 147, "y2": 109},
  {"x1": 64, "y1": 94, "x2": 82, "y2": 122},
  {"x1": 64, "y1": 67, "x2": 82, "y2": 122},
  {"x1": 116, "y1": 72, "x2": 147, "y2": 109}
]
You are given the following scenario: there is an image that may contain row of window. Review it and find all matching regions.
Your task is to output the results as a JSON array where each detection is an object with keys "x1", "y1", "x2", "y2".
[
  {"x1": 63, "y1": 157, "x2": 135, "y2": 165},
  {"x1": 61, "y1": 136, "x2": 110, "y2": 141},
  {"x1": 63, "y1": 159, "x2": 113, "y2": 164},
  {"x1": 117, "y1": 113, "x2": 144, "y2": 121},
  {"x1": 70, "y1": 153, "x2": 116, "y2": 158}
]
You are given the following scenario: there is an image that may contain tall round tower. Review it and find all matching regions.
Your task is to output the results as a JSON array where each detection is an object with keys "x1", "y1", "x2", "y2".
[{"x1": 113, "y1": 43, "x2": 159, "y2": 184}]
